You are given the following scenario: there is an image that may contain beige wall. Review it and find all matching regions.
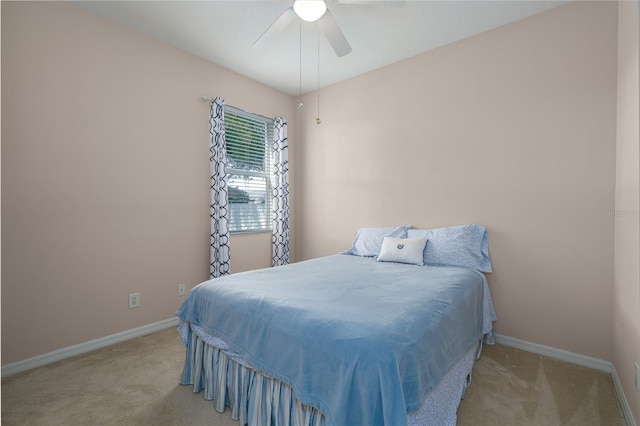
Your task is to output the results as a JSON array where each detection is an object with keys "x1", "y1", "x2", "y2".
[
  {"x1": 1, "y1": 1, "x2": 295, "y2": 364},
  {"x1": 294, "y1": 1, "x2": 618, "y2": 360},
  {"x1": 614, "y1": 0, "x2": 640, "y2": 421}
]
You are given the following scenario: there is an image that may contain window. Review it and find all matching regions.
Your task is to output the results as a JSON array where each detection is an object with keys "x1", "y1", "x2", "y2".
[{"x1": 225, "y1": 106, "x2": 273, "y2": 233}]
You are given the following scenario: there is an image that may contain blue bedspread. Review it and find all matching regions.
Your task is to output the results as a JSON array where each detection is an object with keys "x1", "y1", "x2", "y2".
[{"x1": 176, "y1": 255, "x2": 485, "y2": 426}]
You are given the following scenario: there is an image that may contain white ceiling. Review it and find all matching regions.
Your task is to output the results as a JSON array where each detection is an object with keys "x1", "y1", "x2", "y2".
[{"x1": 74, "y1": 1, "x2": 568, "y2": 96}]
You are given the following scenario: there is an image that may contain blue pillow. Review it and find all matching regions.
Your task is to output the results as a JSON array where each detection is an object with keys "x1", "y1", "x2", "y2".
[
  {"x1": 407, "y1": 224, "x2": 492, "y2": 272},
  {"x1": 343, "y1": 226, "x2": 411, "y2": 257}
]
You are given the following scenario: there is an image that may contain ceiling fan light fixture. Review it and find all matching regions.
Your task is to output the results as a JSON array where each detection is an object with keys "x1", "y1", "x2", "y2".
[{"x1": 293, "y1": 0, "x2": 327, "y2": 22}]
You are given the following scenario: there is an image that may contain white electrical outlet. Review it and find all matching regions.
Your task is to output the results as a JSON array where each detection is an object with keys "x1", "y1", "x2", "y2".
[
  {"x1": 178, "y1": 283, "x2": 186, "y2": 296},
  {"x1": 128, "y1": 292, "x2": 140, "y2": 309},
  {"x1": 635, "y1": 363, "x2": 640, "y2": 390}
]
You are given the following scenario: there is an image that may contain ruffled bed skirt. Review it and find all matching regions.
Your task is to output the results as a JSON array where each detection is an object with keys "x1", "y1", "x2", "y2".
[{"x1": 180, "y1": 323, "x2": 486, "y2": 426}]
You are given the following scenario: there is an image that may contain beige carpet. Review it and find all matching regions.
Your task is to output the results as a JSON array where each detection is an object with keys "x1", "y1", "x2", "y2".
[{"x1": 2, "y1": 328, "x2": 626, "y2": 425}]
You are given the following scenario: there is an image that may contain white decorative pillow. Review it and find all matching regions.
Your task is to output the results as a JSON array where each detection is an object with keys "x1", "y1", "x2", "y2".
[{"x1": 377, "y1": 236, "x2": 428, "y2": 266}]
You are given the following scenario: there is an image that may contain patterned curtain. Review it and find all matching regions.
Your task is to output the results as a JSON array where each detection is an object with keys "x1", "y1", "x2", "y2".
[
  {"x1": 272, "y1": 118, "x2": 290, "y2": 266},
  {"x1": 209, "y1": 97, "x2": 231, "y2": 278}
]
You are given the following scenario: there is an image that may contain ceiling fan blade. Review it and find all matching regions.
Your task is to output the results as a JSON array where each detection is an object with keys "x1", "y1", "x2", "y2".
[
  {"x1": 319, "y1": 10, "x2": 352, "y2": 57},
  {"x1": 253, "y1": 7, "x2": 296, "y2": 49},
  {"x1": 331, "y1": 0, "x2": 405, "y2": 5}
]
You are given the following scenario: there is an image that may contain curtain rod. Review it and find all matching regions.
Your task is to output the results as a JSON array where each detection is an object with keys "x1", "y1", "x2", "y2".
[{"x1": 200, "y1": 96, "x2": 276, "y2": 122}]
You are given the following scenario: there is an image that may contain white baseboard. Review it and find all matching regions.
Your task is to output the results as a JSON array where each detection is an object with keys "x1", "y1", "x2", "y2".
[
  {"x1": 611, "y1": 364, "x2": 638, "y2": 426},
  {"x1": 1, "y1": 317, "x2": 179, "y2": 379},
  {"x1": 494, "y1": 333, "x2": 612, "y2": 373},
  {"x1": 494, "y1": 333, "x2": 636, "y2": 426}
]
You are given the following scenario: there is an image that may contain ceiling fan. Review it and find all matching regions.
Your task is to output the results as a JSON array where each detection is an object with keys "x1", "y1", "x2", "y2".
[{"x1": 253, "y1": 0, "x2": 403, "y2": 58}]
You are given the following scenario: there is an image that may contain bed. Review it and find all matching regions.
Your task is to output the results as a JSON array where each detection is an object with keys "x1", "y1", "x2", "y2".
[{"x1": 176, "y1": 224, "x2": 496, "y2": 426}]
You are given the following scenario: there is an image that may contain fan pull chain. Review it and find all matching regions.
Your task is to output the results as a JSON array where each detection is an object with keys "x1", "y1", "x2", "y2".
[
  {"x1": 297, "y1": 19, "x2": 304, "y2": 112},
  {"x1": 316, "y1": 20, "x2": 321, "y2": 125}
]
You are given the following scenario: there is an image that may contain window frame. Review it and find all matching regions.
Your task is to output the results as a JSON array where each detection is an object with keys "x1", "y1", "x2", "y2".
[{"x1": 224, "y1": 105, "x2": 274, "y2": 235}]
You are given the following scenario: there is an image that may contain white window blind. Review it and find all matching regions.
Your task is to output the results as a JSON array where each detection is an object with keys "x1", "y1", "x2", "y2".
[{"x1": 225, "y1": 106, "x2": 273, "y2": 233}]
